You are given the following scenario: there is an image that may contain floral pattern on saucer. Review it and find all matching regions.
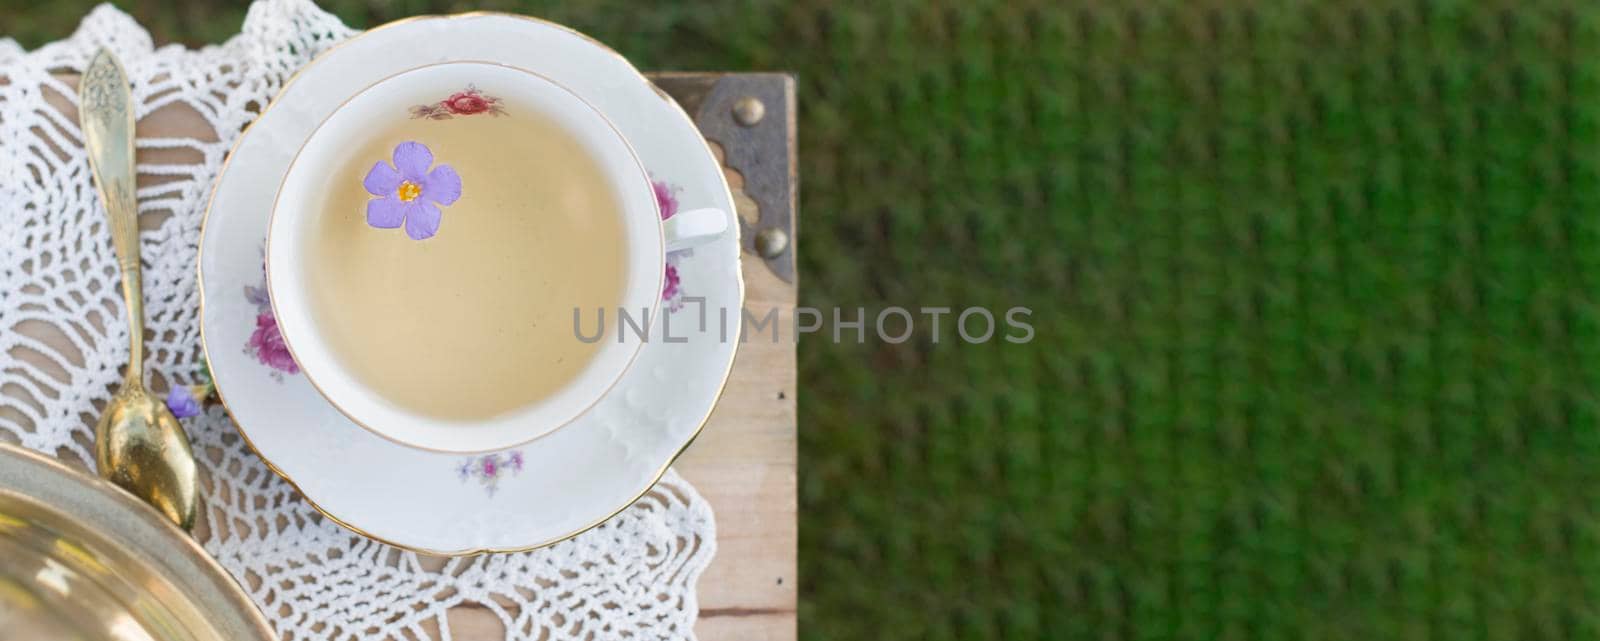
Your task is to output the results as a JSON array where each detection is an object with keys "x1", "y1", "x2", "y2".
[
  {"x1": 242, "y1": 247, "x2": 298, "y2": 379},
  {"x1": 458, "y1": 450, "x2": 524, "y2": 496},
  {"x1": 409, "y1": 84, "x2": 506, "y2": 119}
]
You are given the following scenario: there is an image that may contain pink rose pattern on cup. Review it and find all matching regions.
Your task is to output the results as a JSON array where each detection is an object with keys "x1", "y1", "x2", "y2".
[
  {"x1": 656, "y1": 179, "x2": 691, "y2": 312},
  {"x1": 458, "y1": 450, "x2": 524, "y2": 496},
  {"x1": 409, "y1": 84, "x2": 507, "y2": 120},
  {"x1": 242, "y1": 250, "x2": 299, "y2": 380}
]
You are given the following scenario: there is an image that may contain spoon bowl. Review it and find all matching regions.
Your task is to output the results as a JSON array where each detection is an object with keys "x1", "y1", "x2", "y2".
[{"x1": 95, "y1": 386, "x2": 199, "y2": 530}]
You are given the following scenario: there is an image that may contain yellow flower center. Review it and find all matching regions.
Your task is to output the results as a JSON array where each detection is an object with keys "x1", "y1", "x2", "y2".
[{"x1": 397, "y1": 181, "x2": 422, "y2": 202}]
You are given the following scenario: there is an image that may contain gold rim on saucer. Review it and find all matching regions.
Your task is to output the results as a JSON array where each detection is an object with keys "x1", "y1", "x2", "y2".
[{"x1": 195, "y1": 12, "x2": 743, "y2": 556}]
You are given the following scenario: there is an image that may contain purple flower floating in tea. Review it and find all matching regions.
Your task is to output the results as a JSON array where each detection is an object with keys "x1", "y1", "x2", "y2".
[{"x1": 363, "y1": 141, "x2": 462, "y2": 240}]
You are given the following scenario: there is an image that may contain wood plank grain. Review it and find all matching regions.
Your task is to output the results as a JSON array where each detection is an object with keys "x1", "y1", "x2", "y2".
[{"x1": 680, "y1": 252, "x2": 797, "y2": 640}]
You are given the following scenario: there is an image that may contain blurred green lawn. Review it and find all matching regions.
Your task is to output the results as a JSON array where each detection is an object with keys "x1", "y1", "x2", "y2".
[{"x1": 10, "y1": 1, "x2": 1600, "y2": 639}]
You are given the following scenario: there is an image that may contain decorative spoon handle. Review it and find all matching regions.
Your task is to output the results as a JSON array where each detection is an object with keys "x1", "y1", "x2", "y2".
[
  {"x1": 80, "y1": 49, "x2": 144, "y2": 384},
  {"x1": 80, "y1": 49, "x2": 200, "y2": 531}
]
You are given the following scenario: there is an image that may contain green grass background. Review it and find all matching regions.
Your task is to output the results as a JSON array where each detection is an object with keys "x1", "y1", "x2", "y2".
[{"x1": 9, "y1": 1, "x2": 1600, "y2": 638}]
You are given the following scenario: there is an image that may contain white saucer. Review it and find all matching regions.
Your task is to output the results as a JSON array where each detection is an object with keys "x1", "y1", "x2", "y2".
[{"x1": 199, "y1": 13, "x2": 741, "y2": 555}]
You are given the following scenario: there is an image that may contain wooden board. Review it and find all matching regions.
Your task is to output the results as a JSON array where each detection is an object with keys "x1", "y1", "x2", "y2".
[{"x1": 680, "y1": 252, "x2": 798, "y2": 639}]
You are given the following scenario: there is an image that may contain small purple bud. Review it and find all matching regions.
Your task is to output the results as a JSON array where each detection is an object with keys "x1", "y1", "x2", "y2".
[
  {"x1": 509, "y1": 451, "x2": 524, "y2": 470},
  {"x1": 165, "y1": 386, "x2": 201, "y2": 419},
  {"x1": 482, "y1": 457, "x2": 497, "y2": 477}
]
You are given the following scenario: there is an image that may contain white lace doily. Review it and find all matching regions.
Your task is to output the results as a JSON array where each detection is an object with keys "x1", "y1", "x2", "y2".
[{"x1": 0, "y1": 2, "x2": 716, "y2": 639}]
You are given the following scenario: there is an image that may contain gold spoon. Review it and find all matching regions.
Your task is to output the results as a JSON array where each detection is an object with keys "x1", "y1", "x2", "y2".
[{"x1": 79, "y1": 48, "x2": 199, "y2": 530}]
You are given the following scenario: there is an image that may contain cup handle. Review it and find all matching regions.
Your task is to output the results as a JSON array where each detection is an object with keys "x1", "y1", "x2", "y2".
[{"x1": 663, "y1": 208, "x2": 729, "y2": 253}]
